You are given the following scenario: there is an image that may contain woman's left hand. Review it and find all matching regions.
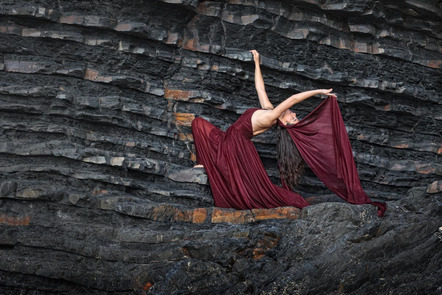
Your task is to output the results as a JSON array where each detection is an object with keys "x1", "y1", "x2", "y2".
[{"x1": 318, "y1": 88, "x2": 336, "y2": 97}]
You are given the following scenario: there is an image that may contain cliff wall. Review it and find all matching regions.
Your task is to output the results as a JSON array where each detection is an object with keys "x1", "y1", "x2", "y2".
[{"x1": 0, "y1": 0, "x2": 441, "y2": 294}]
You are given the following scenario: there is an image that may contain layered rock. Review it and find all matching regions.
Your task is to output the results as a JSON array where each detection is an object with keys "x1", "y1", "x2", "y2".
[
  {"x1": 0, "y1": 188, "x2": 440, "y2": 294},
  {"x1": 0, "y1": 0, "x2": 441, "y2": 294}
]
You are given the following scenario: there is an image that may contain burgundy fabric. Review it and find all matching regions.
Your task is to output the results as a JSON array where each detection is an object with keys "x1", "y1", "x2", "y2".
[
  {"x1": 279, "y1": 96, "x2": 386, "y2": 216},
  {"x1": 192, "y1": 109, "x2": 310, "y2": 210}
]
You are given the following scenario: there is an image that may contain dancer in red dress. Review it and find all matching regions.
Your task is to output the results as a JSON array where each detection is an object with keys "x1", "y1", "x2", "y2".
[{"x1": 192, "y1": 50, "x2": 386, "y2": 216}]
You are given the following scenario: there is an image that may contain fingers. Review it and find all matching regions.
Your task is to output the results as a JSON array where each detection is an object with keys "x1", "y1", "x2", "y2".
[
  {"x1": 250, "y1": 49, "x2": 259, "y2": 58},
  {"x1": 327, "y1": 88, "x2": 336, "y2": 97},
  {"x1": 250, "y1": 50, "x2": 260, "y2": 64},
  {"x1": 319, "y1": 88, "x2": 336, "y2": 98},
  {"x1": 324, "y1": 88, "x2": 333, "y2": 95}
]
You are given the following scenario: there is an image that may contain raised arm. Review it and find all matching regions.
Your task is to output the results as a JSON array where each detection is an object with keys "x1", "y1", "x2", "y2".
[
  {"x1": 251, "y1": 88, "x2": 334, "y2": 134},
  {"x1": 271, "y1": 89, "x2": 334, "y2": 120},
  {"x1": 250, "y1": 50, "x2": 274, "y2": 110}
]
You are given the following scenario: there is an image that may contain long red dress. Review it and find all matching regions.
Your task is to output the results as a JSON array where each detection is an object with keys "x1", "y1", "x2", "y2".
[
  {"x1": 191, "y1": 108, "x2": 310, "y2": 210},
  {"x1": 192, "y1": 96, "x2": 386, "y2": 216}
]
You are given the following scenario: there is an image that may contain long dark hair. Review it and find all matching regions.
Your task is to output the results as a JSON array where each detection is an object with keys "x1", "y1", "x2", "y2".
[{"x1": 276, "y1": 125, "x2": 305, "y2": 191}]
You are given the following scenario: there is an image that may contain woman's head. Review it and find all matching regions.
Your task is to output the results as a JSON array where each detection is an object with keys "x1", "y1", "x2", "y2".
[
  {"x1": 275, "y1": 124, "x2": 304, "y2": 191},
  {"x1": 279, "y1": 109, "x2": 299, "y2": 126}
]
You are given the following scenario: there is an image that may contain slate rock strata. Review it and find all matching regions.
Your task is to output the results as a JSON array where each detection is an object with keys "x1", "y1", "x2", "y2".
[
  {"x1": 0, "y1": 0, "x2": 441, "y2": 294},
  {"x1": 0, "y1": 187, "x2": 441, "y2": 294}
]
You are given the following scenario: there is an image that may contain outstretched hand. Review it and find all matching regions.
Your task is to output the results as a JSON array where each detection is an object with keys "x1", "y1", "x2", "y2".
[
  {"x1": 250, "y1": 49, "x2": 260, "y2": 64},
  {"x1": 318, "y1": 88, "x2": 336, "y2": 98}
]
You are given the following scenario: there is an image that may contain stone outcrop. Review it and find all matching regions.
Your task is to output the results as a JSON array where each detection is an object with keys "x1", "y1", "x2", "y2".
[{"x1": 0, "y1": 0, "x2": 441, "y2": 294}]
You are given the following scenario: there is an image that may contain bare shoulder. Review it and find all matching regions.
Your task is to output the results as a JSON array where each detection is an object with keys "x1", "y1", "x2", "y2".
[
  {"x1": 251, "y1": 109, "x2": 276, "y2": 135},
  {"x1": 251, "y1": 109, "x2": 271, "y2": 121}
]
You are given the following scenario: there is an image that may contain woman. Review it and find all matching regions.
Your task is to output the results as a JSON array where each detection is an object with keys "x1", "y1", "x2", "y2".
[{"x1": 191, "y1": 50, "x2": 333, "y2": 210}]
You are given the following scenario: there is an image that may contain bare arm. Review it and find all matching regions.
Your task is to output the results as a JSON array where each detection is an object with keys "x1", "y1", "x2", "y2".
[
  {"x1": 271, "y1": 89, "x2": 333, "y2": 119},
  {"x1": 250, "y1": 50, "x2": 274, "y2": 110},
  {"x1": 252, "y1": 88, "x2": 334, "y2": 134}
]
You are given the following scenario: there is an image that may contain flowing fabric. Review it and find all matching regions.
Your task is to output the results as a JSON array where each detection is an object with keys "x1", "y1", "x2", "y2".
[
  {"x1": 279, "y1": 96, "x2": 386, "y2": 217},
  {"x1": 192, "y1": 96, "x2": 386, "y2": 217},
  {"x1": 192, "y1": 109, "x2": 310, "y2": 210}
]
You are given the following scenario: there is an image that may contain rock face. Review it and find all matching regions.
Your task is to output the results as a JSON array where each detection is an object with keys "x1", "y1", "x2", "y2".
[{"x1": 0, "y1": 0, "x2": 441, "y2": 294}]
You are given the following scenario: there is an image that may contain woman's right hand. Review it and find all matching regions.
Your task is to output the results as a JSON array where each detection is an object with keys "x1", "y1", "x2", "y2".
[{"x1": 250, "y1": 50, "x2": 260, "y2": 64}]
